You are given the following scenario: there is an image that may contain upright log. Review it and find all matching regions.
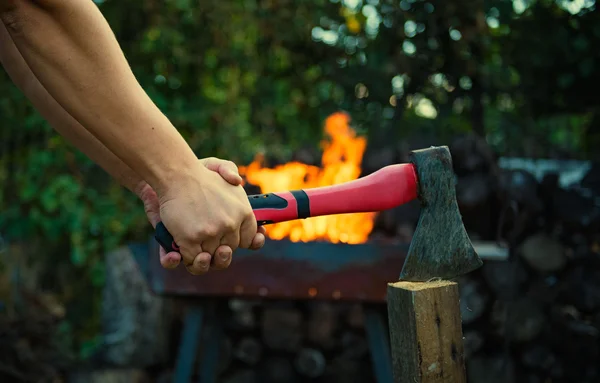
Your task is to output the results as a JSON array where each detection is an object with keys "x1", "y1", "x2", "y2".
[{"x1": 387, "y1": 280, "x2": 466, "y2": 383}]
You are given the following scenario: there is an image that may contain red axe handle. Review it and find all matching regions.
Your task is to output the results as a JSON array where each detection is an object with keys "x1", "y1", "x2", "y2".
[{"x1": 155, "y1": 163, "x2": 418, "y2": 253}]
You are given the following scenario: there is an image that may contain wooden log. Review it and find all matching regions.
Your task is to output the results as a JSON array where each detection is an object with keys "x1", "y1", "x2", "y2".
[{"x1": 387, "y1": 280, "x2": 466, "y2": 383}]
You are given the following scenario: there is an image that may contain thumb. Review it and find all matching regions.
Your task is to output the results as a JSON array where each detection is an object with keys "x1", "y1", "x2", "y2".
[{"x1": 200, "y1": 157, "x2": 243, "y2": 185}]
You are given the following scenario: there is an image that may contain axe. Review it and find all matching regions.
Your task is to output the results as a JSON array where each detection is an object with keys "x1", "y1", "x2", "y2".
[{"x1": 154, "y1": 146, "x2": 483, "y2": 281}]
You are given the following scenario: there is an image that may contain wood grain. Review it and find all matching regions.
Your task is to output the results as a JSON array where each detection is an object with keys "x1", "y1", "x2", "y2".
[{"x1": 387, "y1": 280, "x2": 466, "y2": 383}]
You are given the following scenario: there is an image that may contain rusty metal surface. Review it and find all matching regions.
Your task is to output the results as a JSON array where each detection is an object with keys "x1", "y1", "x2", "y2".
[{"x1": 143, "y1": 237, "x2": 409, "y2": 302}]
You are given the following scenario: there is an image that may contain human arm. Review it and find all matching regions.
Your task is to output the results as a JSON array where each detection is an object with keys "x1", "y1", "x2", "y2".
[
  {"x1": 0, "y1": 0, "x2": 195, "y2": 191},
  {"x1": 0, "y1": 20, "x2": 265, "y2": 270},
  {"x1": 0, "y1": 21, "x2": 143, "y2": 194},
  {"x1": 0, "y1": 3, "x2": 261, "y2": 273}
]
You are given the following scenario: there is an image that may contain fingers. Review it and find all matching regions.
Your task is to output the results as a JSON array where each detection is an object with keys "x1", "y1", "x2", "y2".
[
  {"x1": 163, "y1": 227, "x2": 265, "y2": 274},
  {"x1": 211, "y1": 245, "x2": 233, "y2": 270},
  {"x1": 200, "y1": 157, "x2": 243, "y2": 185},
  {"x1": 220, "y1": 228, "x2": 241, "y2": 253},
  {"x1": 185, "y1": 252, "x2": 212, "y2": 275},
  {"x1": 200, "y1": 236, "x2": 222, "y2": 257},
  {"x1": 250, "y1": 231, "x2": 266, "y2": 250},
  {"x1": 239, "y1": 216, "x2": 258, "y2": 249},
  {"x1": 159, "y1": 247, "x2": 181, "y2": 269}
]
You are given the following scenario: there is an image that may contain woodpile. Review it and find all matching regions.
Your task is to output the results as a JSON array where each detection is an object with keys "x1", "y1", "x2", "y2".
[
  {"x1": 204, "y1": 300, "x2": 373, "y2": 383},
  {"x1": 450, "y1": 134, "x2": 600, "y2": 383}
]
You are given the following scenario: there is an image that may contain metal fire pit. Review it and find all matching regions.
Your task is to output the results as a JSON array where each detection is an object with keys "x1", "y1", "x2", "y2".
[{"x1": 145, "y1": 237, "x2": 409, "y2": 302}]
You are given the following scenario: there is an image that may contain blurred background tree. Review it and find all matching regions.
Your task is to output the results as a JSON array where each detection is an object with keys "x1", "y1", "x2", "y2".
[{"x1": 0, "y1": 0, "x2": 598, "y2": 361}]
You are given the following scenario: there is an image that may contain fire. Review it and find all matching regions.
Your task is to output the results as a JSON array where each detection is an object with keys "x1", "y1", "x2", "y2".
[{"x1": 239, "y1": 112, "x2": 376, "y2": 244}]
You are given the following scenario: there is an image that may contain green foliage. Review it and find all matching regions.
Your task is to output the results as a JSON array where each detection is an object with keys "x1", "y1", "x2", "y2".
[{"x1": 1, "y1": 0, "x2": 599, "y2": 361}]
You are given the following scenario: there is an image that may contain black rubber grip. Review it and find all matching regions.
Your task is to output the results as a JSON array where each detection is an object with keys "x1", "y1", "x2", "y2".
[
  {"x1": 290, "y1": 190, "x2": 310, "y2": 219},
  {"x1": 248, "y1": 193, "x2": 288, "y2": 209},
  {"x1": 155, "y1": 221, "x2": 176, "y2": 253}
]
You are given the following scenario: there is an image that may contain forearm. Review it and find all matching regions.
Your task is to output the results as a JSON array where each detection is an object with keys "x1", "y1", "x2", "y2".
[
  {"x1": 0, "y1": 22, "x2": 146, "y2": 195},
  {"x1": 0, "y1": 0, "x2": 198, "y2": 193}
]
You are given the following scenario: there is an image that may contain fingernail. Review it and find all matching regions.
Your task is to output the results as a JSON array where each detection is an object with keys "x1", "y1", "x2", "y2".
[
  {"x1": 219, "y1": 250, "x2": 231, "y2": 262},
  {"x1": 198, "y1": 261, "x2": 209, "y2": 270}
]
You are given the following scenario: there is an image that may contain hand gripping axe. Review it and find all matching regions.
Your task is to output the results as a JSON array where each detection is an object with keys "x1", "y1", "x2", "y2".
[{"x1": 154, "y1": 146, "x2": 483, "y2": 281}]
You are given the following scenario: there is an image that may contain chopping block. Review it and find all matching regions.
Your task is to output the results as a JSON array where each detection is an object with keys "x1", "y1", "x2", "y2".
[{"x1": 387, "y1": 280, "x2": 466, "y2": 382}]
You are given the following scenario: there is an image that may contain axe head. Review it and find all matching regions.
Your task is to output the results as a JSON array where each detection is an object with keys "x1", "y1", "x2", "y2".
[{"x1": 399, "y1": 146, "x2": 483, "y2": 282}]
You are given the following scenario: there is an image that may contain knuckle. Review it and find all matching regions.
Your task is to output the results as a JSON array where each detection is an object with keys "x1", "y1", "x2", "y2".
[
  {"x1": 202, "y1": 225, "x2": 219, "y2": 238},
  {"x1": 227, "y1": 161, "x2": 238, "y2": 170},
  {"x1": 224, "y1": 219, "x2": 237, "y2": 232},
  {"x1": 179, "y1": 253, "x2": 195, "y2": 265},
  {"x1": 246, "y1": 212, "x2": 258, "y2": 227},
  {"x1": 190, "y1": 225, "x2": 216, "y2": 239},
  {"x1": 240, "y1": 235, "x2": 253, "y2": 248}
]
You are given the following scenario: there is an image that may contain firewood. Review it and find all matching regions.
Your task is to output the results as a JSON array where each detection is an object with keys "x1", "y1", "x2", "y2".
[
  {"x1": 466, "y1": 355, "x2": 515, "y2": 383},
  {"x1": 229, "y1": 299, "x2": 258, "y2": 330},
  {"x1": 346, "y1": 303, "x2": 365, "y2": 329},
  {"x1": 387, "y1": 280, "x2": 466, "y2": 383},
  {"x1": 498, "y1": 168, "x2": 543, "y2": 212},
  {"x1": 221, "y1": 369, "x2": 258, "y2": 383},
  {"x1": 559, "y1": 264, "x2": 600, "y2": 312},
  {"x1": 491, "y1": 298, "x2": 545, "y2": 342},
  {"x1": 325, "y1": 355, "x2": 371, "y2": 383},
  {"x1": 218, "y1": 337, "x2": 233, "y2": 374},
  {"x1": 458, "y1": 277, "x2": 489, "y2": 324},
  {"x1": 261, "y1": 356, "x2": 297, "y2": 383},
  {"x1": 261, "y1": 307, "x2": 303, "y2": 351},
  {"x1": 455, "y1": 173, "x2": 493, "y2": 208},
  {"x1": 482, "y1": 259, "x2": 529, "y2": 299},
  {"x1": 234, "y1": 336, "x2": 262, "y2": 366},
  {"x1": 67, "y1": 369, "x2": 149, "y2": 383},
  {"x1": 462, "y1": 330, "x2": 484, "y2": 359},
  {"x1": 338, "y1": 331, "x2": 369, "y2": 360},
  {"x1": 294, "y1": 347, "x2": 326, "y2": 378},
  {"x1": 307, "y1": 302, "x2": 337, "y2": 349},
  {"x1": 519, "y1": 233, "x2": 567, "y2": 273},
  {"x1": 552, "y1": 187, "x2": 600, "y2": 230},
  {"x1": 521, "y1": 345, "x2": 560, "y2": 373}
]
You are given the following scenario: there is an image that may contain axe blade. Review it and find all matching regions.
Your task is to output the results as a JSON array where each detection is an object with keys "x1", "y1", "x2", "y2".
[{"x1": 399, "y1": 146, "x2": 483, "y2": 282}]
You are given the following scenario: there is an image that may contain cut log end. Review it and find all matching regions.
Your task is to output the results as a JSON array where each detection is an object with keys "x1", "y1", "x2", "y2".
[{"x1": 389, "y1": 280, "x2": 456, "y2": 291}]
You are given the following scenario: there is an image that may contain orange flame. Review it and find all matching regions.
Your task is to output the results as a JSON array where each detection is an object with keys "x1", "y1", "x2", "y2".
[{"x1": 239, "y1": 112, "x2": 376, "y2": 244}]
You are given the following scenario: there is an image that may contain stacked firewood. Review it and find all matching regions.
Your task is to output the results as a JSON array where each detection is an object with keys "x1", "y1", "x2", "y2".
[
  {"x1": 452, "y1": 135, "x2": 600, "y2": 383},
  {"x1": 212, "y1": 301, "x2": 376, "y2": 383}
]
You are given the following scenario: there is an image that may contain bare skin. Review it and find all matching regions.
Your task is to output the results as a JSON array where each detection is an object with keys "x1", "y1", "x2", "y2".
[{"x1": 0, "y1": 0, "x2": 264, "y2": 274}]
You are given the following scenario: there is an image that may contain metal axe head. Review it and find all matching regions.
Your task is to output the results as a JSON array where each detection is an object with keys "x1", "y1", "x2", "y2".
[{"x1": 399, "y1": 146, "x2": 483, "y2": 282}]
